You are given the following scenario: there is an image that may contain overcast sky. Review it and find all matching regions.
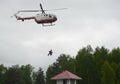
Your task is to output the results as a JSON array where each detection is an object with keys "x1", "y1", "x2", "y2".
[{"x1": 0, "y1": 0, "x2": 120, "y2": 71}]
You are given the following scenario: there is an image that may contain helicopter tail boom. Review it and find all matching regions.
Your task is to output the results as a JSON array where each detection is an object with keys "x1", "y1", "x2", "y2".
[{"x1": 14, "y1": 14, "x2": 35, "y2": 21}]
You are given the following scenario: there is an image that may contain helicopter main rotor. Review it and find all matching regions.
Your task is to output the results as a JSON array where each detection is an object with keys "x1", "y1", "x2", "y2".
[{"x1": 16, "y1": 3, "x2": 67, "y2": 14}]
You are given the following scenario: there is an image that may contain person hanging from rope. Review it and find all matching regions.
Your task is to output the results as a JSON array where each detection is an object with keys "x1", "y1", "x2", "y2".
[{"x1": 48, "y1": 49, "x2": 53, "y2": 56}]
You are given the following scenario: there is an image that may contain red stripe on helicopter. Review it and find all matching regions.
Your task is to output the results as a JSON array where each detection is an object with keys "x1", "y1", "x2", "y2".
[{"x1": 35, "y1": 18, "x2": 57, "y2": 24}]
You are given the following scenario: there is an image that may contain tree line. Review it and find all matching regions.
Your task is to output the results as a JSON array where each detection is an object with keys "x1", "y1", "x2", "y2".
[
  {"x1": 0, "y1": 64, "x2": 45, "y2": 84},
  {"x1": 0, "y1": 45, "x2": 120, "y2": 84}
]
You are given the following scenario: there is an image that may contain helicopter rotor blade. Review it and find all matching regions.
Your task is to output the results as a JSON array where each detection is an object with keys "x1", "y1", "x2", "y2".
[
  {"x1": 18, "y1": 10, "x2": 41, "y2": 13},
  {"x1": 40, "y1": 3, "x2": 45, "y2": 13},
  {"x1": 45, "y1": 8, "x2": 67, "y2": 11}
]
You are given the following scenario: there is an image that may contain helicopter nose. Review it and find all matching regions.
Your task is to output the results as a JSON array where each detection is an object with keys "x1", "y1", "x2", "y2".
[{"x1": 53, "y1": 16, "x2": 57, "y2": 21}]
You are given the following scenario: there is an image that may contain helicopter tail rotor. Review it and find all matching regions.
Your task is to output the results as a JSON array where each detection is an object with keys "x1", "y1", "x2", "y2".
[{"x1": 11, "y1": 12, "x2": 19, "y2": 18}]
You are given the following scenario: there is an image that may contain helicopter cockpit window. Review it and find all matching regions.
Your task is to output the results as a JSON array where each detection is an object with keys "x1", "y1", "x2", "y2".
[
  {"x1": 44, "y1": 14, "x2": 48, "y2": 16},
  {"x1": 49, "y1": 15, "x2": 52, "y2": 18}
]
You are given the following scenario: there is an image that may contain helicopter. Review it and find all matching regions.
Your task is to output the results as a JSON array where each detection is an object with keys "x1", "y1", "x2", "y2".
[{"x1": 13, "y1": 3, "x2": 66, "y2": 26}]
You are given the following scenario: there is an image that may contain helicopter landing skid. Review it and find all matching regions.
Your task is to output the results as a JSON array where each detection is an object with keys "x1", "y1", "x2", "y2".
[{"x1": 42, "y1": 23, "x2": 55, "y2": 27}]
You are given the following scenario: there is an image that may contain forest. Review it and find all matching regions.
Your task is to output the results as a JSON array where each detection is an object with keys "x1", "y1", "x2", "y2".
[{"x1": 0, "y1": 45, "x2": 120, "y2": 84}]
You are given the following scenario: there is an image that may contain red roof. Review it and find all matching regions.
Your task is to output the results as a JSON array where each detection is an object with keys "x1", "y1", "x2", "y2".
[{"x1": 51, "y1": 70, "x2": 81, "y2": 80}]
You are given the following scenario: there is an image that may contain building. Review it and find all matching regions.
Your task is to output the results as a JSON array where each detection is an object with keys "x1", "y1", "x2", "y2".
[{"x1": 51, "y1": 70, "x2": 82, "y2": 84}]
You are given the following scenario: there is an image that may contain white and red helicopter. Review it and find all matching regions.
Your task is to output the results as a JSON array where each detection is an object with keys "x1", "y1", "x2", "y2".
[{"x1": 13, "y1": 3, "x2": 66, "y2": 26}]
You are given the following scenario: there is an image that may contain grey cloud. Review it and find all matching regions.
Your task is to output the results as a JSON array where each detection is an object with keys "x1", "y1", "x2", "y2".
[{"x1": 0, "y1": 0, "x2": 120, "y2": 70}]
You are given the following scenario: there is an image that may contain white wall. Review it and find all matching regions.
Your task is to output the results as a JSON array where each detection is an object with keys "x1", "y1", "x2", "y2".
[
  {"x1": 56, "y1": 79, "x2": 76, "y2": 84},
  {"x1": 56, "y1": 80, "x2": 63, "y2": 84}
]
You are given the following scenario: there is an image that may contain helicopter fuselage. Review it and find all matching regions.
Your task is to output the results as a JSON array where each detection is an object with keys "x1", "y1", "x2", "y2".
[
  {"x1": 34, "y1": 13, "x2": 57, "y2": 24},
  {"x1": 15, "y1": 13, "x2": 57, "y2": 25}
]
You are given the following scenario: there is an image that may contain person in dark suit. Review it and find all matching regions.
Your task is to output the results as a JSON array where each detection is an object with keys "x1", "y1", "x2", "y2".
[{"x1": 48, "y1": 49, "x2": 53, "y2": 56}]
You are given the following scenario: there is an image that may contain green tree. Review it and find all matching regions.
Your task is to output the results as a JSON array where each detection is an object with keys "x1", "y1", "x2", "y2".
[
  {"x1": 5, "y1": 65, "x2": 25, "y2": 84},
  {"x1": 0, "y1": 64, "x2": 7, "y2": 84},
  {"x1": 109, "y1": 48, "x2": 120, "y2": 63},
  {"x1": 35, "y1": 67, "x2": 45, "y2": 84},
  {"x1": 101, "y1": 61, "x2": 115, "y2": 84},
  {"x1": 111, "y1": 62, "x2": 118, "y2": 84},
  {"x1": 93, "y1": 46, "x2": 109, "y2": 84},
  {"x1": 32, "y1": 72, "x2": 37, "y2": 84},
  {"x1": 94, "y1": 46, "x2": 109, "y2": 68},
  {"x1": 76, "y1": 45, "x2": 99, "y2": 84},
  {"x1": 56, "y1": 54, "x2": 75, "y2": 72},
  {"x1": 20, "y1": 64, "x2": 34, "y2": 84},
  {"x1": 46, "y1": 65, "x2": 56, "y2": 84},
  {"x1": 116, "y1": 63, "x2": 120, "y2": 84}
]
